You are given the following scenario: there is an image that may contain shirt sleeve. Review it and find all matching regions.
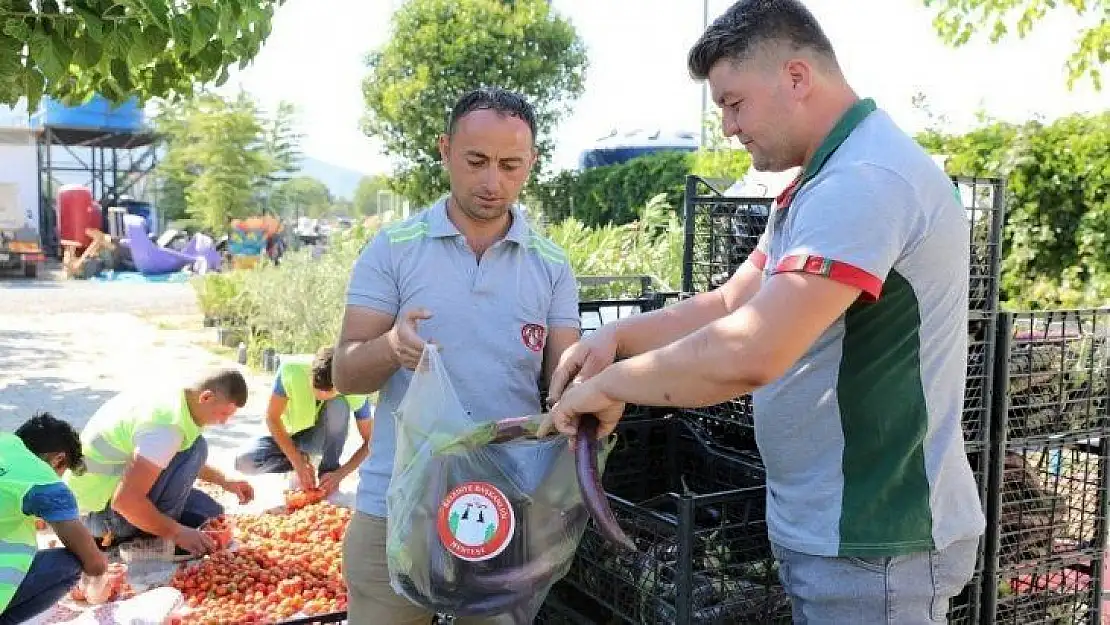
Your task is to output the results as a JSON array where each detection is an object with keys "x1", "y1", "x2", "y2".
[
  {"x1": 272, "y1": 374, "x2": 287, "y2": 398},
  {"x1": 132, "y1": 425, "x2": 185, "y2": 469},
  {"x1": 353, "y1": 399, "x2": 372, "y2": 421},
  {"x1": 770, "y1": 163, "x2": 922, "y2": 302},
  {"x1": 547, "y1": 260, "x2": 581, "y2": 329},
  {"x1": 22, "y1": 483, "x2": 80, "y2": 522},
  {"x1": 346, "y1": 231, "x2": 399, "y2": 316}
]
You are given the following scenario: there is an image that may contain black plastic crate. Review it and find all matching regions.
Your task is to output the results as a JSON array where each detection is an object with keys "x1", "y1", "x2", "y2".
[
  {"x1": 563, "y1": 416, "x2": 791, "y2": 624},
  {"x1": 947, "y1": 572, "x2": 982, "y2": 625},
  {"x1": 534, "y1": 580, "x2": 614, "y2": 624},
  {"x1": 952, "y1": 176, "x2": 1005, "y2": 315},
  {"x1": 578, "y1": 293, "x2": 675, "y2": 336},
  {"x1": 989, "y1": 442, "x2": 1110, "y2": 570},
  {"x1": 996, "y1": 309, "x2": 1110, "y2": 443},
  {"x1": 987, "y1": 553, "x2": 1104, "y2": 624},
  {"x1": 965, "y1": 314, "x2": 997, "y2": 449},
  {"x1": 680, "y1": 175, "x2": 772, "y2": 294}
]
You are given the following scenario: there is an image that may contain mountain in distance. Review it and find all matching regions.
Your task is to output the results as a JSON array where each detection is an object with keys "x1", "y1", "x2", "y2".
[{"x1": 295, "y1": 156, "x2": 380, "y2": 201}]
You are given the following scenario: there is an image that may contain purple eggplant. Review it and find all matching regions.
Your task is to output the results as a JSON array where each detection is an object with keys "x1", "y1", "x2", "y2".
[{"x1": 575, "y1": 414, "x2": 637, "y2": 552}]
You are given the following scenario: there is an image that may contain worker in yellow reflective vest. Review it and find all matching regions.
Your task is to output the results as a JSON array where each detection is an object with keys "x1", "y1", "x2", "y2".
[
  {"x1": 0, "y1": 413, "x2": 110, "y2": 624},
  {"x1": 66, "y1": 368, "x2": 256, "y2": 559},
  {"x1": 234, "y1": 347, "x2": 373, "y2": 497}
]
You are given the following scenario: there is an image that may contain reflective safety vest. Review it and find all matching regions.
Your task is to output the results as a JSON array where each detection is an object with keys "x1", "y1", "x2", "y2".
[
  {"x1": 278, "y1": 355, "x2": 367, "y2": 436},
  {"x1": 66, "y1": 390, "x2": 201, "y2": 515},
  {"x1": 0, "y1": 433, "x2": 61, "y2": 612}
]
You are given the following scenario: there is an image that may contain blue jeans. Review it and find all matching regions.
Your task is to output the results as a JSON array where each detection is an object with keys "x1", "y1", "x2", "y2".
[
  {"x1": 85, "y1": 436, "x2": 224, "y2": 541},
  {"x1": 0, "y1": 548, "x2": 82, "y2": 625},
  {"x1": 770, "y1": 537, "x2": 979, "y2": 624},
  {"x1": 233, "y1": 398, "x2": 349, "y2": 476}
]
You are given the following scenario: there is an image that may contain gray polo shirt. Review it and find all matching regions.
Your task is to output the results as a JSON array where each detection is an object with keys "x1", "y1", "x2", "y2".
[
  {"x1": 749, "y1": 100, "x2": 985, "y2": 557},
  {"x1": 345, "y1": 196, "x2": 580, "y2": 518}
]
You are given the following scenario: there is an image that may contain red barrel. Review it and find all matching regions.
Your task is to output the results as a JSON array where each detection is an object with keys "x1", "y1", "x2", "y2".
[{"x1": 56, "y1": 185, "x2": 101, "y2": 249}]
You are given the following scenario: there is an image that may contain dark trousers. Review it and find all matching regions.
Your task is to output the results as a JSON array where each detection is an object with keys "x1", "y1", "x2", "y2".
[
  {"x1": 234, "y1": 398, "x2": 350, "y2": 477},
  {"x1": 0, "y1": 548, "x2": 82, "y2": 625},
  {"x1": 85, "y1": 435, "x2": 224, "y2": 541}
]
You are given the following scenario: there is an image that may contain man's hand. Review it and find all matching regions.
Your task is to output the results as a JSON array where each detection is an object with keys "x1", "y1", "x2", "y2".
[
  {"x1": 387, "y1": 307, "x2": 433, "y2": 370},
  {"x1": 317, "y1": 470, "x2": 345, "y2": 496},
  {"x1": 542, "y1": 377, "x2": 626, "y2": 441},
  {"x1": 173, "y1": 526, "x2": 217, "y2": 556},
  {"x1": 292, "y1": 455, "x2": 317, "y2": 491},
  {"x1": 223, "y1": 479, "x2": 255, "y2": 505},
  {"x1": 547, "y1": 326, "x2": 619, "y2": 406}
]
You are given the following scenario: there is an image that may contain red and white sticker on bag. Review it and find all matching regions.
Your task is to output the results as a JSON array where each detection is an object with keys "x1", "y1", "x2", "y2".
[{"x1": 437, "y1": 481, "x2": 515, "y2": 562}]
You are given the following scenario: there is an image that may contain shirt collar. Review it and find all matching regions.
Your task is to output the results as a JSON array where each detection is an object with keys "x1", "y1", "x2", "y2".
[
  {"x1": 428, "y1": 195, "x2": 531, "y2": 245},
  {"x1": 776, "y1": 97, "x2": 878, "y2": 211}
]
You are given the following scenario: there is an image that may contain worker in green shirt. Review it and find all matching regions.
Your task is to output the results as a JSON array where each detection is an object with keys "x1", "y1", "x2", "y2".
[
  {"x1": 234, "y1": 346, "x2": 373, "y2": 496},
  {"x1": 1, "y1": 413, "x2": 116, "y2": 625}
]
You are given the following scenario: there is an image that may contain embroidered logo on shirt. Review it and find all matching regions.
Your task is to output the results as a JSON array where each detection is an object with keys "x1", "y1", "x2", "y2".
[{"x1": 521, "y1": 323, "x2": 546, "y2": 352}]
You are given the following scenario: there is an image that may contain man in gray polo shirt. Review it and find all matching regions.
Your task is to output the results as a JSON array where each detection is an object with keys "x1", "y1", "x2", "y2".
[
  {"x1": 332, "y1": 87, "x2": 580, "y2": 625},
  {"x1": 542, "y1": 1, "x2": 984, "y2": 623}
]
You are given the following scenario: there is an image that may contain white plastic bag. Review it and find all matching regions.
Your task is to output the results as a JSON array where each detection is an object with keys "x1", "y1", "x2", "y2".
[{"x1": 386, "y1": 344, "x2": 607, "y2": 623}]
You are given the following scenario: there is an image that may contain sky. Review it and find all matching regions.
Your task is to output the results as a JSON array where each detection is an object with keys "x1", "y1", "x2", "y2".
[{"x1": 218, "y1": 0, "x2": 1109, "y2": 177}]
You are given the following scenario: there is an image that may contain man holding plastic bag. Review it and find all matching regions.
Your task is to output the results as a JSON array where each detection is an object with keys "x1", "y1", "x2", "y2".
[{"x1": 333, "y1": 87, "x2": 582, "y2": 625}]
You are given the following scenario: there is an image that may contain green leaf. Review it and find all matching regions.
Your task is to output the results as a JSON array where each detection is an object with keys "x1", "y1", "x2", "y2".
[
  {"x1": 190, "y1": 6, "x2": 219, "y2": 56},
  {"x1": 127, "y1": 29, "x2": 155, "y2": 67},
  {"x1": 136, "y1": 0, "x2": 170, "y2": 30},
  {"x1": 102, "y1": 23, "x2": 130, "y2": 58},
  {"x1": 3, "y1": 18, "x2": 30, "y2": 41},
  {"x1": 110, "y1": 58, "x2": 133, "y2": 93},
  {"x1": 23, "y1": 66, "x2": 45, "y2": 112},
  {"x1": 49, "y1": 30, "x2": 74, "y2": 71},
  {"x1": 71, "y1": 4, "x2": 105, "y2": 42}
]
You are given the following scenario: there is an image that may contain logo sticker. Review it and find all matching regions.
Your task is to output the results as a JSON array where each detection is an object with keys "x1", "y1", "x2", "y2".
[
  {"x1": 437, "y1": 481, "x2": 515, "y2": 562},
  {"x1": 521, "y1": 323, "x2": 546, "y2": 352}
]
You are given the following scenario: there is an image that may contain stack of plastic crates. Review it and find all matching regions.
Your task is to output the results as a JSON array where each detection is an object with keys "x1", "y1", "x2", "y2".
[
  {"x1": 558, "y1": 413, "x2": 792, "y2": 624},
  {"x1": 576, "y1": 275, "x2": 680, "y2": 337},
  {"x1": 981, "y1": 309, "x2": 1110, "y2": 624}
]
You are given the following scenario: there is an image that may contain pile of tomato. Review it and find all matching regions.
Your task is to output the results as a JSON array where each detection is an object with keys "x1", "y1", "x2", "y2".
[{"x1": 168, "y1": 500, "x2": 351, "y2": 624}]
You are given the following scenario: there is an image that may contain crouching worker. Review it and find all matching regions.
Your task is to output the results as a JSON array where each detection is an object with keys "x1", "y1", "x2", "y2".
[
  {"x1": 233, "y1": 347, "x2": 372, "y2": 496},
  {"x1": 0, "y1": 413, "x2": 112, "y2": 625},
  {"x1": 66, "y1": 369, "x2": 255, "y2": 559}
]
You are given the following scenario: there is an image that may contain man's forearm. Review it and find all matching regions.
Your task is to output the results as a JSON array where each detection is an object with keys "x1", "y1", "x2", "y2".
[
  {"x1": 335, "y1": 335, "x2": 399, "y2": 394},
  {"x1": 338, "y1": 443, "x2": 370, "y2": 477},
  {"x1": 198, "y1": 464, "x2": 228, "y2": 489},
  {"x1": 612, "y1": 291, "x2": 731, "y2": 358}
]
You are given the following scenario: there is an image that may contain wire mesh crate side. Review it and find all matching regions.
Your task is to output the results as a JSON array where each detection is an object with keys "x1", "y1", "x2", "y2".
[
  {"x1": 986, "y1": 554, "x2": 1103, "y2": 625},
  {"x1": 1002, "y1": 309, "x2": 1110, "y2": 443},
  {"x1": 992, "y1": 441, "x2": 1109, "y2": 570},
  {"x1": 565, "y1": 416, "x2": 792, "y2": 625},
  {"x1": 681, "y1": 175, "x2": 772, "y2": 294},
  {"x1": 952, "y1": 176, "x2": 1005, "y2": 315},
  {"x1": 965, "y1": 313, "x2": 997, "y2": 448}
]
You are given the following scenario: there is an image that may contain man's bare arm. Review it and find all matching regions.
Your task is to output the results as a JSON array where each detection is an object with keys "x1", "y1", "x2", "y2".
[
  {"x1": 111, "y1": 457, "x2": 182, "y2": 539},
  {"x1": 333, "y1": 307, "x2": 400, "y2": 395},
  {"x1": 543, "y1": 326, "x2": 581, "y2": 389},
  {"x1": 611, "y1": 260, "x2": 764, "y2": 359},
  {"x1": 50, "y1": 519, "x2": 107, "y2": 576}
]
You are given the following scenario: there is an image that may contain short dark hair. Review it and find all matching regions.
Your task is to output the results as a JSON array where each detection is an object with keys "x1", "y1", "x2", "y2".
[
  {"x1": 446, "y1": 86, "x2": 537, "y2": 144},
  {"x1": 311, "y1": 346, "x2": 335, "y2": 392},
  {"x1": 688, "y1": 0, "x2": 838, "y2": 79},
  {"x1": 15, "y1": 412, "x2": 85, "y2": 474},
  {"x1": 195, "y1": 368, "x2": 249, "y2": 407}
]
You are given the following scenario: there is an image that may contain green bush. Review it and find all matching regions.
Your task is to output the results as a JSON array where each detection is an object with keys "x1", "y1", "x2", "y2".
[
  {"x1": 918, "y1": 112, "x2": 1110, "y2": 309},
  {"x1": 192, "y1": 201, "x2": 683, "y2": 364}
]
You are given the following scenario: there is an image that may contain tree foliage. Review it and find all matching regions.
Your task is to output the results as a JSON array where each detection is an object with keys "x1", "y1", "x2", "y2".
[
  {"x1": 918, "y1": 111, "x2": 1110, "y2": 308},
  {"x1": 272, "y1": 175, "x2": 332, "y2": 219},
  {"x1": 361, "y1": 0, "x2": 588, "y2": 207},
  {"x1": 922, "y1": 0, "x2": 1108, "y2": 89},
  {"x1": 153, "y1": 92, "x2": 277, "y2": 231},
  {"x1": 352, "y1": 174, "x2": 393, "y2": 217},
  {"x1": 0, "y1": 0, "x2": 285, "y2": 111}
]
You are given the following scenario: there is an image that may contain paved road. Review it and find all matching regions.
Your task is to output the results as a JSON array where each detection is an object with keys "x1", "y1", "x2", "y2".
[{"x1": 0, "y1": 272, "x2": 361, "y2": 512}]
